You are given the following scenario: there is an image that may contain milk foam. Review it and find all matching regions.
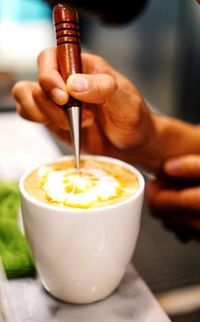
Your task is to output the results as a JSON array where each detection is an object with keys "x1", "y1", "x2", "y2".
[{"x1": 39, "y1": 166, "x2": 127, "y2": 208}]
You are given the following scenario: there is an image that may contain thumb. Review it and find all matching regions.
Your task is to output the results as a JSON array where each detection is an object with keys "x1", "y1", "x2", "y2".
[
  {"x1": 67, "y1": 73, "x2": 118, "y2": 104},
  {"x1": 164, "y1": 155, "x2": 200, "y2": 178}
]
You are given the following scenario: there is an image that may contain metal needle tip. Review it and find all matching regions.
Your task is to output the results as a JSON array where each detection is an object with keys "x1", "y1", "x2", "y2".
[{"x1": 67, "y1": 106, "x2": 81, "y2": 169}]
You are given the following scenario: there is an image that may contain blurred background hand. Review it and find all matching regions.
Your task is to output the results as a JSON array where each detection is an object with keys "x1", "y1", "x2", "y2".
[{"x1": 147, "y1": 155, "x2": 200, "y2": 241}]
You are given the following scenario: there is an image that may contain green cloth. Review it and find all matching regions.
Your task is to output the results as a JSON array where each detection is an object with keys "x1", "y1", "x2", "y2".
[{"x1": 0, "y1": 181, "x2": 35, "y2": 278}]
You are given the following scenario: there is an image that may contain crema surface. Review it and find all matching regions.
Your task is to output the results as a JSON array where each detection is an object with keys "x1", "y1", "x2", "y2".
[{"x1": 24, "y1": 159, "x2": 139, "y2": 209}]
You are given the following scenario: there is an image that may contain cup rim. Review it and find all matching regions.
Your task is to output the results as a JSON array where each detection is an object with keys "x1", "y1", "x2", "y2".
[{"x1": 19, "y1": 154, "x2": 145, "y2": 213}]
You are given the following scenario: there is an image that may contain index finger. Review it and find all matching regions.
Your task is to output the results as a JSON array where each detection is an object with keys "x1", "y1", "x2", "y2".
[
  {"x1": 37, "y1": 47, "x2": 68, "y2": 105},
  {"x1": 146, "y1": 179, "x2": 200, "y2": 214},
  {"x1": 164, "y1": 155, "x2": 200, "y2": 179}
]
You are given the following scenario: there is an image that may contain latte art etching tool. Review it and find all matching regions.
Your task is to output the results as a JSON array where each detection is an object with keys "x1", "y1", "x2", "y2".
[{"x1": 53, "y1": 3, "x2": 82, "y2": 169}]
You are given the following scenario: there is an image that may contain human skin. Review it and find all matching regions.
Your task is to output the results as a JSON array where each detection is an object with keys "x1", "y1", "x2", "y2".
[
  {"x1": 12, "y1": 49, "x2": 200, "y2": 173},
  {"x1": 147, "y1": 155, "x2": 200, "y2": 241},
  {"x1": 12, "y1": 49, "x2": 200, "y2": 241}
]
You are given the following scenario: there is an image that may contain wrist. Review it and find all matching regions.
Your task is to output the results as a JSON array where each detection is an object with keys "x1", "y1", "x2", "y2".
[
  {"x1": 118, "y1": 115, "x2": 200, "y2": 174},
  {"x1": 148, "y1": 115, "x2": 200, "y2": 171}
]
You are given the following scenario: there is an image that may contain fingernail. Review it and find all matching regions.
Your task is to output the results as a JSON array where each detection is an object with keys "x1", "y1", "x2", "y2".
[
  {"x1": 165, "y1": 160, "x2": 180, "y2": 173},
  {"x1": 69, "y1": 76, "x2": 88, "y2": 92},
  {"x1": 51, "y1": 88, "x2": 67, "y2": 105}
]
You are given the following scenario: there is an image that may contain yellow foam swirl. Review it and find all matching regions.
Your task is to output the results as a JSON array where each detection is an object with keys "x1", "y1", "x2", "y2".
[{"x1": 39, "y1": 166, "x2": 125, "y2": 208}]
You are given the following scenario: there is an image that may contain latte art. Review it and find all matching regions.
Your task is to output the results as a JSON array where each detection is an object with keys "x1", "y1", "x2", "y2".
[
  {"x1": 24, "y1": 158, "x2": 139, "y2": 209},
  {"x1": 39, "y1": 167, "x2": 128, "y2": 208}
]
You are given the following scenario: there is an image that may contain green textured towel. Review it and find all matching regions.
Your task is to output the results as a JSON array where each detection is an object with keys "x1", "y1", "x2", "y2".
[{"x1": 0, "y1": 181, "x2": 36, "y2": 278}]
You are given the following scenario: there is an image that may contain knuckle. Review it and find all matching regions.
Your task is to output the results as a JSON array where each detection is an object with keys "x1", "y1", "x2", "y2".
[
  {"x1": 12, "y1": 82, "x2": 33, "y2": 107},
  {"x1": 132, "y1": 97, "x2": 145, "y2": 125},
  {"x1": 37, "y1": 47, "x2": 56, "y2": 66},
  {"x1": 11, "y1": 81, "x2": 27, "y2": 99},
  {"x1": 94, "y1": 54, "x2": 106, "y2": 65},
  {"x1": 32, "y1": 86, "x2": 43, "y2": 104},
  {"x1": 100, "y1": 75, "x2": 118, "y2": 103},
  {"x1": 37, "y1": 48, "x2": 49, "y2": 65},
  {"x1": 37, "y1": 49, "x2": 45, "y2": 65},
  {"x1": 93, "y1": 55, "x2": 108, "y2": 72},
  {"x1": 38, "y1": 73, "x2": 49, "y2": 88},
  {"x1": 108, "y1": 75, "x2": 118, "y2": 96}
]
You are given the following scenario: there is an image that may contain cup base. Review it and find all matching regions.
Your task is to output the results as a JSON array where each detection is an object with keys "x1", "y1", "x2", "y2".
[{"x1": 41, "y1": 280, "x2": 117, "y2": 305}]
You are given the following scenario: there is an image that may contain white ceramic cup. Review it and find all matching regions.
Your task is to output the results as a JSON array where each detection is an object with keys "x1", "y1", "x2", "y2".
[{"x1": 19, "y1": 155, "x2": 145, "y2": 304}]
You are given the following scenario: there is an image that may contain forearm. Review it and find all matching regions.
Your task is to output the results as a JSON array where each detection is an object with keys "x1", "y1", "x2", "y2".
[
  {"x1": 154, "y1": 114, "x2": 200, "y2": 163},
  {"x1": 112, "y1": 114, "x2": 200, "y2": 174}
]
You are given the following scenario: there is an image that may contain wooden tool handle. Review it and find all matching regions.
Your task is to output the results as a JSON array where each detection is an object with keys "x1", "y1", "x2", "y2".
[{"x1": 53, "y1": 3, "x2": 82, "y2": 108}]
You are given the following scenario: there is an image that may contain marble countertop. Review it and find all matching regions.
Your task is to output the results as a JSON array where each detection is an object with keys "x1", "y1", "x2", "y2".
[
  {"x1": 0, "y1": 112, "x2": 171, "y2": 322},
  {"x1": 3, "y1": 266, "x2": 171, "y2": 322}
]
